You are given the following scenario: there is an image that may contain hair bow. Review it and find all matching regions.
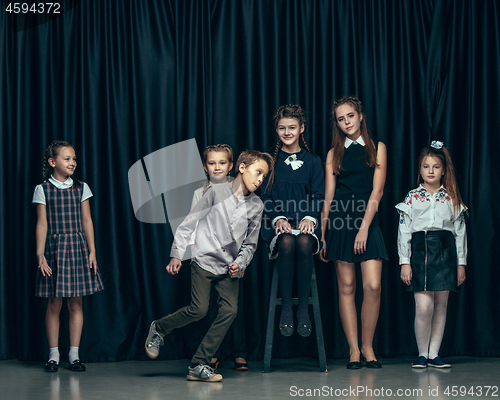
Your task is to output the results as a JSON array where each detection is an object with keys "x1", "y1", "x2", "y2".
[
  {"x1": 284, "y1": 154, "x2": 304, "y2": 170},
  {"x1": 430, "y1": 140, "x2": 444, "y2": 150}
]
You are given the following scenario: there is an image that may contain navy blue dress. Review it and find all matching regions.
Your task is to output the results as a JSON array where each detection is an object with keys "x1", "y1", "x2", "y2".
[
  {"x1": 260, "y1": 148, "x2": 325, "y2": 259},
  {"x1": 324, "y1": 141, "x2": 388, "y2": 263}
]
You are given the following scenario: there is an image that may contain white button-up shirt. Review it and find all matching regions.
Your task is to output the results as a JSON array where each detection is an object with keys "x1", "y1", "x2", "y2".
[
  {"x1": 396, "y1": 185, "x2": 467, "y2": 265},
  {"x1": 170, "y1": 181, "x2": 264, "y2": 275}
]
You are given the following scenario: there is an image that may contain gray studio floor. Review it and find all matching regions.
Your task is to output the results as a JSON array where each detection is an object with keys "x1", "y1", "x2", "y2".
[{"x1": 1, "y1": 356, "x2": 499, "y2": 400}]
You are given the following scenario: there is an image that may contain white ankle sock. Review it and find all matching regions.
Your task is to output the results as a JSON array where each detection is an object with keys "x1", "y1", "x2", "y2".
[
  {"x1": 49, "y1": 347, "x2": 60, "y2": 364},
  {"x1": 68, "y1": 346, "x2": 79, "y2": 364}
]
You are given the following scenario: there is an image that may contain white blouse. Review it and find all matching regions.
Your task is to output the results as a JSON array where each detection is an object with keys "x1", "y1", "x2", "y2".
[
  {"x1": 32, "y1": 176, "x2": 93, "y2": 204},
  {"x1": 395, "y1": 185, "x2": 467, "y2": 265}
]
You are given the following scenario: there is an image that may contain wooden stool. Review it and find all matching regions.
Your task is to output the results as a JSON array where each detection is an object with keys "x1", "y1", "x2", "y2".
[{"x1": 263, "y1": 265, "x2": 327, "y2": 372}]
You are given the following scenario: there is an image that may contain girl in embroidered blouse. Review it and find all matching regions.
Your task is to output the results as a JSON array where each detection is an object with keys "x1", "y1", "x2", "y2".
[
  {"x1": 32, "y1": 140, "x2": 103, "y2": 372},
  {"x1": 396, "y1": 141, "x2": 467, "y2": 369},
  {"x1": 261, "y1": 104, "x2": 325, "y2": 338}
]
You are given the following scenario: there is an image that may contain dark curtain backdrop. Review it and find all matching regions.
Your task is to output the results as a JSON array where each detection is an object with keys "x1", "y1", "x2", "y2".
[{"x1": 1, "y1": 0, "x2": 499, "y2": 362}]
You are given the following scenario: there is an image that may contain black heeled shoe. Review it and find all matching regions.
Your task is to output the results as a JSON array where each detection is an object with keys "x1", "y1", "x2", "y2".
[
  {"x1": 346, "y1": 360, "x2": 362, "y2": 369},
  {"x1": 360, "y1": 353, "x2": 382, "y2": 369}
]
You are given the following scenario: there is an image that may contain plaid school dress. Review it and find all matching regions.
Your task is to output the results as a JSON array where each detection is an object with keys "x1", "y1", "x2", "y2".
[{"x1": 35, "y1": 181, "x2": 104, "y2": 298}]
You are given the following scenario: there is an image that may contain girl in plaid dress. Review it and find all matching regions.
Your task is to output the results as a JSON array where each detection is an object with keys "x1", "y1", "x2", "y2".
[{"x1": 33, "y1": 140, "x2": 104, "y2": 372}]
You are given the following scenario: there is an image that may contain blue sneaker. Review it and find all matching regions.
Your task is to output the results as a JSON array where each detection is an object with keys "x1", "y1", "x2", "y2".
[
  {"x1": 412, "y1": 356, "x2": 427, "y2": 368},
  {"x1": 427, "y1": 356, "x2": 451, "y2": 368}
]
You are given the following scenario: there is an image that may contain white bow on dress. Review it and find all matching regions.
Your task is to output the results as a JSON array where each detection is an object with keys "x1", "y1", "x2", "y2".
[{"x1": 284, "y1": 154, "x2": 304, "y2": 170}]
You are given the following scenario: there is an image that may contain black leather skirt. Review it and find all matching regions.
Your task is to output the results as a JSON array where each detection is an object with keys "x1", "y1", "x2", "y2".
[{"x1": 409, "y1": 230, "x2": 458, "y2": 292}]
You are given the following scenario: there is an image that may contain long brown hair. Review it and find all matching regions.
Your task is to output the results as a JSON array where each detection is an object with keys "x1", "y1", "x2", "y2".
[
  {"x1": 417, "y1": 145, "x2": 466, "y2": 216},
  {"x1": 42, "y1": 140, "x2": 81, "y2": 189},
  {"x1": 330, "y1": 96, "x2": 377, "y2": 175},
  {"x1": 265, "y1": 104, "x2": 310, "y2": 191}
]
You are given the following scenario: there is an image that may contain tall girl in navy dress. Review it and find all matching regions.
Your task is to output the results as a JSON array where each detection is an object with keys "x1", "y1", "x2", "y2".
[
  {"x1": 33, "y1": 140, "x2": 104, "y2": 372},
  {"x1": 396, "y1": 141, "x2": 467, "y2": 369},
  {"x1": 261, "y1": 104, "x2": 324, "y2": 337},
  {"x1": 319, "y1": 96, "x2": 388, "y2": 369}
]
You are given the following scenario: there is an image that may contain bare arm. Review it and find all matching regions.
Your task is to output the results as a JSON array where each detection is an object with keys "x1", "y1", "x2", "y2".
[
  {"x1": 354, "y1": 142, "x2": 387, "y2": 254},
  {"x1": 319, "y1": 149, "x2": 337, "y2": 262},
  {"x1": 36, "y1": 204, "x2": 51, "y2": 276},
  {"x1": 81, "y1": 199, "x2": 97, "y2": 275}
]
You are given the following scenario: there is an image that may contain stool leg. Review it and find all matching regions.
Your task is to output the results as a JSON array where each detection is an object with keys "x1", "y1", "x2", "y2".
[
  {"x1": 311, "y1": 269, "x2": 328, "y2": 372},
  {"x1": 263, "y1": 266, "x2": 279, "y2": 373}
]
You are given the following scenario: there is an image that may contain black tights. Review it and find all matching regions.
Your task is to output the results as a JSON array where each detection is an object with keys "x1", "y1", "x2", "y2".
[{"x1": 277, "y1": 234, "x2": 314, "y2": 323}]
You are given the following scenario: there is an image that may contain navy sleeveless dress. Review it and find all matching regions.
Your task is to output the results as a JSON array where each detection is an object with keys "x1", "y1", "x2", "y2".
[
  {"x1": 324, "y1": 140, "x2": 388, "y2": 263},
  {"x1": 35, "y1": 181, "x2": 104, "y2": 298}
]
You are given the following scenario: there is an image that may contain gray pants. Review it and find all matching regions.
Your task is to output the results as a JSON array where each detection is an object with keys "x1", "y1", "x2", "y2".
[{"x1": 156, "y1": 262, "x2": 239, "y2": 365}]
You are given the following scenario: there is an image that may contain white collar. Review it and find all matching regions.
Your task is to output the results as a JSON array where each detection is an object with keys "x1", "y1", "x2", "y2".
[
  {"x1": 344, "y1": 136, "x2": 365, "y2": 148},
  {"x1": 49, "y1": 175, "x2": 74, "y2": 189}
]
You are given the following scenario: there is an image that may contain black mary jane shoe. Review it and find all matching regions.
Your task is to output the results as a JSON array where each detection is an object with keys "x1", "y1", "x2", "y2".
[
  {"x1": 44, "y1": 360, "x2": 59, "y2": 372},
  {"x1": 346, "y1": 361, "x2": 362, "y2": 370},
  {"x1": 279, "y1": 313, "x2": 294, "y2": 337},
  {"x1": 234, "y1": 361, "x2": 249, "y2": 371},
  {"x1": 69, "y1": 359, "x2": 86, "y2": 372},
  {"x1": 279, "y1": 322, "x2": 294, "y2": 337},
  {"x1": 360, "y1": 353, "x2": 382, "y2": 369},
  {"x1": 297, "y1": 321, "x2": 312, "y2": 337}
]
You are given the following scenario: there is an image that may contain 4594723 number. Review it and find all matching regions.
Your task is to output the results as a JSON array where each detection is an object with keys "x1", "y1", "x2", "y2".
[{"x1": 5, "y1": 3, "x2": 61, "y2": 14}]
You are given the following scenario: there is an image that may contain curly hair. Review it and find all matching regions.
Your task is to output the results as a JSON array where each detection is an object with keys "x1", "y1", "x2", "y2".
[{"x1": 42, "y1": 140, "x2": 81, "y2": 189}]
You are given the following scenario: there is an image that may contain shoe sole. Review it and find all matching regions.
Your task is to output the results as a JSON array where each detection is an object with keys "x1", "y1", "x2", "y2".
[
  {"x1": 427, "y1": 364, "x2": 451, "y2": 368},
  {"x1": 186, "y1": 375, "x2": 223, "y2": 382},
  {"x1": 412, "y1": 364, "x2": 427, "y2": 368},
  {"x1": 145, "y1": 321, "x2": 160, "y2": 359}
]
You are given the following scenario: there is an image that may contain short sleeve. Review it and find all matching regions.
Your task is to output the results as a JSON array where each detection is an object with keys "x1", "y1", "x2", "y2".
[
  {"x1": 81, "y1": 182, "x2": 93, "y2": 202},
  {"x1": 32, "y1": 185, "x2": 46, "y2": 205}
]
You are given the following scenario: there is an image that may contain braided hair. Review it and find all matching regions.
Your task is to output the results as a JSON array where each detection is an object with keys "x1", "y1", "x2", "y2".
[
  {"x1": 42, "y1": 140, "x2": 81, "y2": 189},
  {"x1": 265, "y1": 104, "x2": 310, "y2": 191}
]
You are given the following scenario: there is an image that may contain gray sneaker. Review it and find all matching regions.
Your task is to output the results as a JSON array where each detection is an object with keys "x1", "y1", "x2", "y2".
[
  {"x1": 187, "y1": 364, "x2": 223, "y2": 382},
  {"x1": 145, "y1": 321, "x2": 164, "y2": 359}
]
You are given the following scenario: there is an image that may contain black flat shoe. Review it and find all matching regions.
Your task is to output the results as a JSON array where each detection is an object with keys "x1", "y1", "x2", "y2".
[
  {"x1": 346, "y1": 361, "x2": 362, "y2": 370},
  {"x1": 234, "y1": 361, "x2": 249, "y2": 371},
  {"x1": 279, "y1": 323, "x2": 294, "y2": 336},
  {"x1": 297, "y1": 321, "x2": 312, "y2": 337},
  {"x1": 360, "y1": 353, "x2": 382, "y2": 368},
  {"x1": 69, "y1": 359, "x2": 86, "y2": 372},
  {"x1": 44, "y1": 360, "x2": 58, "y2": 372},
  {"x1": 279, "y1": 312, "x2": 294, "y2": 336}
]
